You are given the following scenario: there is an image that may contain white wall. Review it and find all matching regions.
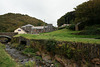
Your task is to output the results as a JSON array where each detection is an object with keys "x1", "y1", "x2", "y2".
[{"x1": 14, "y1": 28, "x2": 27, "y2": 34}]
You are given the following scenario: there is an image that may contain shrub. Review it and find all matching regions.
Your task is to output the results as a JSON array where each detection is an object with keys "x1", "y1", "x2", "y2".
[
  {"x1": 35, "y1": 56, "x2": 42, "y2": 61},
  {"x1": 10, "y1": 43, "x2": 19, "y2": 48},
  {"x1": 23, "y1": 48, "x2": 36, "y2": 53},
  {"x1": 55, "y1": 63, "x2": 61, "y2": 67},
  {"x1": 53, "y1": 60, "x2": 61, "y2": 67},
  {"x1": 23, "y1": 47, "x2": 38, "y2": 56},
  {"x1": 24, "y1": 61, "x2": 36, "y2": 67},
  {"x1": 66, "y1": 24, "x2": 75, "y2": 30},
  {"x1": 44, "y1": 39, "x2": 57, "y2": 55},
  {"x1": 16, "y1": 44, "x2": 26, "y2": 51},
  {"x1": 78, "y1": 25, "x2": 100, "y2": 35},
  {"x1": 57, "y1": 43, "x2": 73, "y2": 59}
]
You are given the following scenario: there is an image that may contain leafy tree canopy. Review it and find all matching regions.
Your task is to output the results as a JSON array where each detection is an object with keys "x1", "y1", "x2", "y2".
[
  {"x1": 57, "y1": 11, "x2": 75, "y2": 27},
  {"x1": 75, "y1": 0, "x2": 100, "y2": 26},
  {"x1": 57, "y1": 0, "x2": 100, "y2": 30}
]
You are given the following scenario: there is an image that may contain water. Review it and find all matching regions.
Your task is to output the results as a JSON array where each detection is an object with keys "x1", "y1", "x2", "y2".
[{"x1": 5, "y1": 45, "x2": 54, "y2": 67}]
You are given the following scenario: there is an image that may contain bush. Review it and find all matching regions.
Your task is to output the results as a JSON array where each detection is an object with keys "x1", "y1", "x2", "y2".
[
  {"x1": 56, "y1": 43, "x2": 73, "y2": 59},
  {"x1": 53, "y1": 60, "x2": 61, "y2": 67},
  {"x1": 35, "y1": 56, "x2": 42, "y2": 61},
  {"x1": 44, "y1": 39, "x2": 57, "y2": 55},
  {"x1": 23, "y1": 47, "x2": 38, "y2": 56},
  {"x1": 66, "y1": 24, "x2": 75, "y2": 30},
  {"x1": 79, "y1": 25, "x2": 100, "y2": 35},
  {"x1": 25, "y1": 61, "x2": 36, "y2": 67},
  {"x1": 23, "y1": 48, "x2": 37, "y2": 53},
  {"x1": 10, "y1": 43, "x2": 19, "y2": 48},
  {"x1": 16, "y1": 44, "x2": 26, "y2": 51}
]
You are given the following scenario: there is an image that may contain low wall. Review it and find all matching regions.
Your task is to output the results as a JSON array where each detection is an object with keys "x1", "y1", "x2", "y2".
[
  {"x1": 11, "y1": 37, "x2": 100, "y2": 67},
  {"x1": 11, "y1": 36, "x2": 30, "y2": 45},
  {"x1": 0, "y1": 32, "x2": 18, "y2": 37}
]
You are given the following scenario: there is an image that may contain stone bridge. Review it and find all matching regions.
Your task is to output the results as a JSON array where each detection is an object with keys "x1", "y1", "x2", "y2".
[
  {"x1": 0, "y1": 32, "x2": 18, "y2": 43},
  {"x1": 0, "y1": 32, "x2": 18, "y2": 37}
]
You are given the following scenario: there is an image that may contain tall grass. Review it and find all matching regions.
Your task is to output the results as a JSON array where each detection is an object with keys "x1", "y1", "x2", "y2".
[{"x1": 0, "y1": 43, "x2": 19, "y2": 67}]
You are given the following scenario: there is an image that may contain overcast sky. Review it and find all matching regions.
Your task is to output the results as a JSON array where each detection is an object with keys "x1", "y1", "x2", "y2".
[{"x1": 0, "y1": 0, "x2": 88, "y2": 26}]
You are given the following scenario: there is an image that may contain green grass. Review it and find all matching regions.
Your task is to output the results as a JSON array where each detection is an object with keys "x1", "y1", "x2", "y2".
[
  {"x1": 25, "y1": 61, "x2": 36, "y2": 67},
  {"x1": 0, "y1": 43, "x2": 20, "y2": 67},
  {"x1": 15, "y1": 29, "x2": 100, "y2": 44}
]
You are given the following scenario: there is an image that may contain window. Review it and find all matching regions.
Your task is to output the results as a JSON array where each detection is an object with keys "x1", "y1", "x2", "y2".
[{"x1": 18, "y1": 29, "x2": 21, "y2": 31}]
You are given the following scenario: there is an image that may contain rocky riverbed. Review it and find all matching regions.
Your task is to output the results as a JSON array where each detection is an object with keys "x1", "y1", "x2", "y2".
[{"x1": 5, "y1": 44, "x2": 54, "y2": 67}]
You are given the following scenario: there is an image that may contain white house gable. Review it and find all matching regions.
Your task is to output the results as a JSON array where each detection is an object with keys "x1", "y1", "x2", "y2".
[{"x1": 14, "y1": 28, "x2": 27, "y2": 34}]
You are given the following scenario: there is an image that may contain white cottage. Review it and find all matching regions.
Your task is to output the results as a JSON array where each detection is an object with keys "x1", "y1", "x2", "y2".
[{"x1": 14, "y1": 28, "x2": 27, "y2": 34}]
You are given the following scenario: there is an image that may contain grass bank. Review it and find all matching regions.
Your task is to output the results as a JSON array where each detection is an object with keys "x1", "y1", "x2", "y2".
[
  {"x1": 0, "y1": 43, "x2": 19, "y2": 67},
  {"x1": 15, "y1": 29, "x2": 100, "y2": 44}
]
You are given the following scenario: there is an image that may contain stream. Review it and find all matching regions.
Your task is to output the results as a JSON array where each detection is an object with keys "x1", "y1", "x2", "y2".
[{"x1": 5, "y1": 44, "x2": 54, "y2": 67}]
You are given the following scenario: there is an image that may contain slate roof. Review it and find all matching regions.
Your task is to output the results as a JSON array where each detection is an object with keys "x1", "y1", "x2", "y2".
[
  {"x1": 32, "y1": 26, "x2": 48, "y2": 29},
  {"x1": 25, "y1": 24, "x2": 33, "y2": 26}
]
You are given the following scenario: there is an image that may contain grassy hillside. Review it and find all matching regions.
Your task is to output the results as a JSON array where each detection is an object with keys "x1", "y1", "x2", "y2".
[
  {"x1": 0, "y1": 43, "x2": 19, "y2": 67},
  {"x1": 0, "y1": 13, "x2": 46, "y2": 32},
  {"x1": 15, "y1": 29, "x2": 100, "y2": 44}
]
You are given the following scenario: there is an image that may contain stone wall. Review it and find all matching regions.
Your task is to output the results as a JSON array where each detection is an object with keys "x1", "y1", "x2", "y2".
[
  {"x1": 12, "y1": 37, "x2": 100, "y2": 67},
  {"x1": 11, "y1": 36, "x2": 30, "y2": 45}
]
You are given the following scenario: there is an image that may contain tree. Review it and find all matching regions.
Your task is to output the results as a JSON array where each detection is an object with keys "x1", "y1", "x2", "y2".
[
  {"x1": 75, "y1": 0, "x2": 100, "y2": 27},
  {"x1": 57, "y1": 11, "x2": 75, "y2": 27}
]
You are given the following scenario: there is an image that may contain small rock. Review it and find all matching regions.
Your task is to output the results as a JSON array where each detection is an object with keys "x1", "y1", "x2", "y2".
[
  {"x1": 36, "y1": 51, "x2": 41, "y2": 56},
  {"x1": 42, "y1": 55, "x2": 51, "y2": 62},
  {"x1": 50, "y1": 64, "x2": 54, "y2": 67},
  {"x1": 92, "y1": 58, "x2": 100, "y2": 65}
]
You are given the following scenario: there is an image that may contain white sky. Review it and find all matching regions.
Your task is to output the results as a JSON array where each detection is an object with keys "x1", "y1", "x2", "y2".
[{"x1": 0, "y1": 0, "x2": 88, "y2": 27}]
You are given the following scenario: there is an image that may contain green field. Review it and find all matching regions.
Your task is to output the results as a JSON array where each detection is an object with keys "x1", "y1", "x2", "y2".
[
  {"x1": 0, "y1": 43, "x2": 19, "y2": 67},
  {"x1": 15, "y1": 29, "x2": 100, "y2": 44}
]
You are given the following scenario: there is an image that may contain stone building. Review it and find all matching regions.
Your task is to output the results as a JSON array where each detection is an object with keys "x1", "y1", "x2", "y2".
[
  {"x1": 21, "y1": 24, "x2": 33, "y2": 34},
  {"x1": 19, "y1": 24, "x2": 54, "y2": 34}
]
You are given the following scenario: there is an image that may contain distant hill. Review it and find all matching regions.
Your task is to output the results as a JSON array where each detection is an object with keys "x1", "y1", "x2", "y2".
[{"x1": 0, "y1": 13, "x2": 46, "y2": 32}]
